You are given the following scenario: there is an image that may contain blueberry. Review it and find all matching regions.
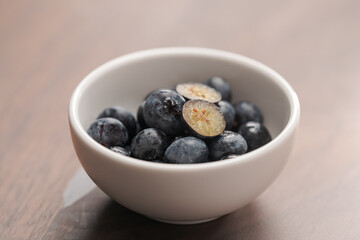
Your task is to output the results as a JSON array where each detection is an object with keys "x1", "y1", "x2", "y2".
[
  {"x1": 130, "y1": 128, "x2": 170, "y2": 161},
  {"x1": 208, "y1": 130, "x2": 247, "y2": 161},
  {"x1": 220, "y1": 154, "x2": 241, "y2": 160},
  {"x1": 176, "y1": 83, "x2": 222, "y2": 103},
  {"x1": 110, "y1": 146, "x2": 130, "y2": 156},
  {"x1": 233, "y1": 101, "x2": 263, "y2": 130},
  {"x1": 87, "y1": 117, "x2": 128, "y2": 148},
  {"x1": 182, "y1": 99, "x2": 225, "y2": 138},
  {"x1": 143, "y1": 89, "x2": 186, "y2": 136},
  {"x1": 238, "y1": 121, "x2": 272, "y2": 151},
  {"x1": 164, "y1": 137, "x2": 209, "y2": 164},
  {"x1": 98, "y1": 106, "x2": 137, "y2": 140},
  {"x1": 217, "y1": 100, "x2": 235, "y2": 130},
  {"x1": 137, "y1": 101, "x2": 147, "y2": 130},
  {"x1": 204, "y1": 76, "x2": 232, "y2": 102}
]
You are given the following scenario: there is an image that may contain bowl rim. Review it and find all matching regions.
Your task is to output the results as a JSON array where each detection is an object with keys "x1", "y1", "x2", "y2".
[{"x1": 69, "y1": 47, "x2": 300, "y2": 172}]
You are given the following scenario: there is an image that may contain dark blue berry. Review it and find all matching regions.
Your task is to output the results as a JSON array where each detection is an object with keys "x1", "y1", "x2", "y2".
[
  {"x1": 204, "y1": 76, "x2": 232, "y2": 102},
  {"x1": 110, "y1": 146, "x2": 130, "y2": 156},
  {"x1": 218, "y1": 100, "x2": 235, "y2": 130},
  {"x1": 164, "y1": 137, "x2": 209, "y2": 164},
  {"x1": 87, "y1": 118, "x2": 128, "y2": 148},
  {"x1": 137, "y1": 101, "x2": 148, "y2": 130},
  {"x1": 233, "y1": 101, "x2": 263, "y2": 130},
  {"x1": 130, "y1": 128, "x2": 170, "y2": 161},
  {"x1": 238, "y1": 121, "x2": 272, "y2": 151},
  {"x1": 98, "y1": 106, "x2": 137, "y2": 140},
  {"x1": 208, "y1": 130, "x2": 247, "y2": 161},
  {"x1": 143, "y1": 89, "x2": 185, "y2": 136}
]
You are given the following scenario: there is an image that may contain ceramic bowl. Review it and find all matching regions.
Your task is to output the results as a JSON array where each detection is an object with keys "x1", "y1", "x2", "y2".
[{"x1": 69, "y1": 47, "x2": 300, "y2": 224}]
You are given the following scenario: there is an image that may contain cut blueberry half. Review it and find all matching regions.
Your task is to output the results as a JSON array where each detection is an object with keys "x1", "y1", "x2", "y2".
[
  {"x1": 176, "y1": 83, "x2": 222, "y2": 103},
  {"x1": 182, "y1": 99, "x2": 225, "y2": 138}
]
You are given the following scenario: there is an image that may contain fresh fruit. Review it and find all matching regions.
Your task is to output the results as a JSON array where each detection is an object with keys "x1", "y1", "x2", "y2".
[
  {"x1": 87, "y1": 117, "x2": 128, "y2": 148},
  {"x1": 208, "y1": 130, "x2": 247, "y2": 161},
  {"x1": 143, "y1": 89, "x2": 185, "y2": 136},
  {"x1": 137, "y1": 101, "x2": 147, "y2": 130},
  {"x1": 130, "y1": 128, "x2": 170, "y2": 161},
  {"x1": 87, "y1": 77, "x2": 272, "y2": 164},
  {"x1": 238, "y1": 121, "x2": 272, "y2": 151},
  {"x1": 164, "y1": 137, "x2": 209, "y2": 164},
  {"x1": 182, "y1": 99, "x2": 225, "y2": 138},
  {"x1": 110, "y1": 146, "x2": 130, "y2": 156},
  {"x1": 233, "y1": 101, "x2": 263, "y2": 130},
  {"x1": 176, "y1": 83, "x2": 222, "y2": 103},
  {"x1": 217, "y1": 100, "x2": 235, "y2": 130},
  {"x1": 204, "y1": 76, "x2": 231, "y2": 102},
  {"x1": 98, "y1": 106, "x2": 137, "y2": 140}
]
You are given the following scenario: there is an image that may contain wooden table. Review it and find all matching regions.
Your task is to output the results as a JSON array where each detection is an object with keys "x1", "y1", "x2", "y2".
[{"x1": 1, "y1": 0, "x2": 360, "y2": 239}]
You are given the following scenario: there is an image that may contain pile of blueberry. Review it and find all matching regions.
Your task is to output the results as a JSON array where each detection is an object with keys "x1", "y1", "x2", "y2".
[{"x1": 87, "y1": 77, "x2": 272, "y2": 164}]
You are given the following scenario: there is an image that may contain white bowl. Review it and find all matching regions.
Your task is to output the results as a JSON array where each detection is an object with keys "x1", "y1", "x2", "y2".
[{"x1": 69, "y1": 47, "x2": 300, "y2": 224}]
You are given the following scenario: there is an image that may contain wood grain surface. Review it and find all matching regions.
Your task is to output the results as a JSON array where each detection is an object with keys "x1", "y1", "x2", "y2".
[{"x1": 1, "y1": 0, "x2": 360, "y2": 239}]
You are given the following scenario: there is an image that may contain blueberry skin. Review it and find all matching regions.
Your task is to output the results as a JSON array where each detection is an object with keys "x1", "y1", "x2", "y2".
[
  {"x1": 164, "y1": 137, "x2": 209, "y2": 164},
  {"x1": 233, "y1": 101, "x2": 263, "y2": 130},
  {"x1": 137, "y1": 101, "x2": 148, "y2": 130},
  {"x1": 87, "y1": 118, "x2": 129, "y2": 148},
  {"x1": 143, "y1": 89, "x2": 186, "y2": 136},
  {"x1": 218, "y1": 100, "x2": 235, "y2": 130},
  {"x1": 98, "y1": 106, "x2": 137, "y2": 140},
  {"x1": 208, "y1": 130, "x2": 247, "y2": 161},
  {"x1": 238, "y1": 121, "x2": 272, "y2": 151},
  {"x1": 110, "y1": 146, "x2": 130, "y2": 156},
  {"x1": 204, "y1": 76, "x2": 232, "y2": 102},
  {"x1": 130, "y1": 128, "x2": 170, "y2": 161}
]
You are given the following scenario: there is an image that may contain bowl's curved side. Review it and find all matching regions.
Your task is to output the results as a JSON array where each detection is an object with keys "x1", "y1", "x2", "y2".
[{"x1": 69, "y1": 117, "x2": 298, "y2": 222}]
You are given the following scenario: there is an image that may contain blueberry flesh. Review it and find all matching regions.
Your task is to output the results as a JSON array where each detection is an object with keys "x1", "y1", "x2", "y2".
[
  {"x1": 143, "y1": 89, "x2": 186, "y2": 136},
  {"x1": 238, "y1": 121, "x2": 272, "y2": 151},
  {"x1": 233, "y1": 101, "x2": 263, "y2": 130},
  {"x1": 87, "y1": 118, "x2": 128, "y2": 148},
  {"x1": 164, "y1": 137, "x2": 209, "y2": 164},
  {"x1": 218, "y1": 100, "x2": 235, "y2": 130},
  {"x1": 137, "y1": 101, "x2": 147, "y2": 130},
  {"x1": 208, "y1": 130, "x2": 247, "y2": 161},
  {"x1": 220, "y1": 154, "x2": 241, "y2": 160},
  {"x1": 110, "y1": 146, "x2": 130, "y2": 156},
  {"x1": 130, "y1": 128, "x2": 170, "y2": 161},
  {"x1": 98, "y1": 106, "x2": 137, "y2": 140},
  {"x1": 204, "y1": 76, "x2": 232, "y2": 102}
]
